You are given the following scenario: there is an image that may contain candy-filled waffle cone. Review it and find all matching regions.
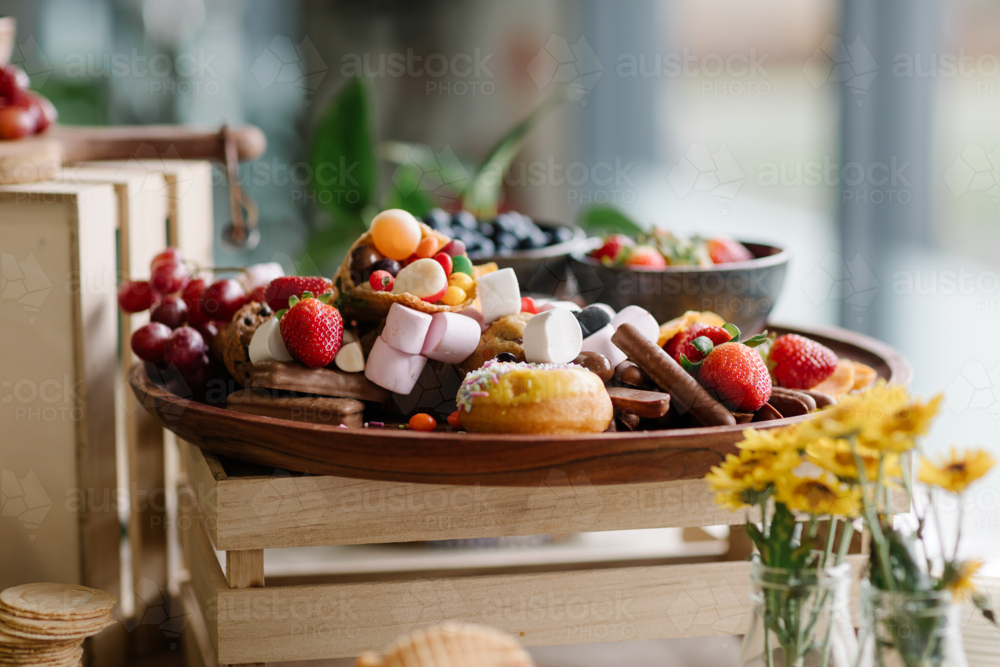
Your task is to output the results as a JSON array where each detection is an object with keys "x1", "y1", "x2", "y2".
[
  {"x1": 356, "y1": 621, "x2": 534, "y2": 667},
  {"x1": 335, "y1": 223, "x2": 478, "y2": 321}
]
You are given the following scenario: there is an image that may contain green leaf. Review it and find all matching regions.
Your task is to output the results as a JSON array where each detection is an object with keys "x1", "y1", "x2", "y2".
[
  {"x1": 310, "y1": 77, "x2": 378, "y2": 216},
  {"x1": 722, "y1": 323, "x2": 741, "y2": 341},
  {"x1": 743, "y1": 332, "x2": 769, "y2": 348},
  {"x1": 382, "y1": 141, "x2": 474, "y2": 206},
  {"x1": 304, "y1": 207, "x2": 367, "y2": 275},
  {"x1": 462, "y1": 88, "x2": 570, "y2": 219},
  {"x1": 691, "y1": 336, "x2": 714, "y2": 356},
  {"x1": 679, "y1": 354, "x2": 702, "y2": 374},
  {"x1": 577, "y1": 205, "x2": 645, "y2": 236},
  {"x1": 973, "y1": 592, "x2": 997, "y2": 626}
]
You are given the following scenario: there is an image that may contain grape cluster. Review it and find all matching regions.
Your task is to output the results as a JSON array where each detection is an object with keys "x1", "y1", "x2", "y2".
[
  {"x1": 422, "y1": 209, "x2": 574, "y2": 259},
  {"x1": 119, "y1": 248, "x2": 252, "y2": 393},
  {"x1": 0, "y1": 66, "x2": 57, "y2": 140}
]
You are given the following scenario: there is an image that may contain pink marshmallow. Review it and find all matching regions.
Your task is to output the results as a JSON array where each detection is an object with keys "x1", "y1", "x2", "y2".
[
  {"x1": 364, "y1": 336, "x2": 428, "y2": 395},
  {"x1": 421, "y1": 312, "x2": 481, "y2": 364},
  {"x1": 580, "y1": 324, "x2": 627, "y2": 367},
  {"x1": 382, "y1": 303, "x2": 432, "y2": 355},
  {"x1": 458, "y1": 306, "x2": 487, "y2": 332},
  {"x1": 611, "y1": 305, "x2": 659, "y2": 343}
]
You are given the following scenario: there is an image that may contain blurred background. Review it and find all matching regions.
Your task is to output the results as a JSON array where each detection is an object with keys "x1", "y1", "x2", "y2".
[{"x1": 3, "y1": 0, "x2": 1000, "y2": 662}]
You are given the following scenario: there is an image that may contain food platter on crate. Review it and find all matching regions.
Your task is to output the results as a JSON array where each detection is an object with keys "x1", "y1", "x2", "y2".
[{"x1": 129, "y1": 322, "x2": 909, "y2": 487}]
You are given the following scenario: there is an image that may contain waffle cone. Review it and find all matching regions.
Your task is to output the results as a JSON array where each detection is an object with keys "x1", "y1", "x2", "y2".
[
  {"x1": 334, "y1": 223, "x2": 478, "y2": 322},
  {"x1": 357, "y1": 621, "x2": 533, "y2": 667}
]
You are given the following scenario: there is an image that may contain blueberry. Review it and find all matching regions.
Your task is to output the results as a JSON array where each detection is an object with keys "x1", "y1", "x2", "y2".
[
  {"x1": 573, "y1": 306, "x2": 612, "y2": 338},
  {"x1": 519, "y1": 229, "x2": 548, "y2": 250},
  {"x1": 370, "y1": 258, "x2": 401, "y2": 277},
  {"x1": 452, "y1": 210, "x2": 477, "y2": 231},
  {"x1": 478, "y1": 222, "x2": 495, "y2": 238},
  {"x1": 495, "y1": 231, "x2": 520, "y2": 250},
  {"x1": 424, "y1": 208, "x2": 451, "y2": 231},
  {"x1": 494, "y1": 212, "x2": 518, "y2": 234},
  {"x1": 477, "y1": 238, "x2": 496, "y2": 256},
  {"x1": 549, "y1": 225, "x2": 575, "y2": 245}
]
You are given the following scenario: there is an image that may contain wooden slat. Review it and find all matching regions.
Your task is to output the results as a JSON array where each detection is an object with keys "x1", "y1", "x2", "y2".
[
  {"x1": 211, "y1": 556, "x2": 866, "y2": 664},
  {"x1": 179, "y1": 491, "x2": 225, "y2": 657},
  {"x1": 199, "y1": 456, "x2": 756, "y2": 551},
  {"x1": 181, "y1": 442, "x2": 224, "y2": 547},
  {"x1": 226, "y1": 551, "x2": 264, "y2": 589},
  {"x1": 180, "y1": 582, "x2": 218, "y2": 667}
]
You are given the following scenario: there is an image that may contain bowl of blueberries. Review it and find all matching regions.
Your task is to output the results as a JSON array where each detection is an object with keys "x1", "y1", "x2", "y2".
[{"x1": 422, "y1": 208, "x2": 588, "y2": 297}]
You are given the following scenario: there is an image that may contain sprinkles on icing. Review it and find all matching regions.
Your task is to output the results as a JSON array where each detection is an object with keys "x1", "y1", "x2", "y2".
[{"x1": 456, "y1": 359, "x2": 580, "y2": 411}]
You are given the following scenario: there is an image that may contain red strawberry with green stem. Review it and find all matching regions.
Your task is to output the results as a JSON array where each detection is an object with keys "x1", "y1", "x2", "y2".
[
  {"x1": 623, "y1": 245, "x2": 666, "y2": 269},
  {"x1": 591, "y1": 234, "x2": 634, "y2": 264},
  {"x1": 278, "y1": 291, "x2": 344, "y2": 368},
  {"x1": 677, "y1": 325, "x2": 732, "y2": 363},
  {"x1": 706, "y1": 237, "x2": 753, "y2": 264},
  {"x1": 264, "y1": 276, "x2": 334, "y2": 311},
  {"x1": 768, "y1": 333, "x2": 838, "y2": 389},
  {"x1": 681, "y1": 323, "x2": 771, "y2": 412}
]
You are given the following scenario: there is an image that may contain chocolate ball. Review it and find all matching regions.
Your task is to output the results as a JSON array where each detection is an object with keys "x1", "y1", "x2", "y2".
[
  {"x1": 615, "y1": 361, "x2": 648, "y2": 387},
  {"x1": 573, "y1": 351, "x2": 614, "y2": 382}
]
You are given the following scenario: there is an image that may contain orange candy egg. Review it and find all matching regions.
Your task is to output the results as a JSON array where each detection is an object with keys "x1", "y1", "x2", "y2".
[
  {"x1": 415, "y1": 236, "x2": 439, "y2": 259},
  {"x1": 447, "y1": 410, "x2": 462, "y2": 428},
  {"x1": 409, "y1": 413, "x2": 437, "y2": 432},
  {"x1": 371, "y1": 209, "x2": 421, "y2": 260}
]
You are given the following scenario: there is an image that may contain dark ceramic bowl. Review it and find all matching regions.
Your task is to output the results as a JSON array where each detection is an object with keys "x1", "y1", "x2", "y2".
[
  {"x1": 470, "y1": 222, "x2": 589, "y2": 297},
  {"x1": 566, "y1": 242, "x2": 789, "y2": 334}
]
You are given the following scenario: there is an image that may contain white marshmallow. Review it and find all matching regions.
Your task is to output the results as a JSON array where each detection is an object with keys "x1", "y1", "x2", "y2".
[
  {"x1": 477, "y1": 268, "x2": 521, "y2": 324},
  {"x1": 523, "y1": 308, "x2": 582, "y2": 364},
  {"x1": 334, "y1": 341, "x2": 365, "y2": 373},
  {"x1": 382, "y1": 303, "x2": 433, "y2": 355},
  {"x1": 611, "y1": 305, "x2": 659, "y2": 343},
  {"x1": 248, "y1": 317, "x2": 292, "y2": 364},
  {"x1": 364, "y1": 336, "x2": 428, "y2": 394},
  {"x1": 580, "y1": 324, "x2": 627, "y2": 367},
  {"x1": 536, "y1": 299, "x2": 581, "y2": 313},
  {"x1": 240, "y1": 262, "x2": 284, "y2": 293},
  {"x1": 421, "y1": 312, "x2": 481, "y2": 364}
]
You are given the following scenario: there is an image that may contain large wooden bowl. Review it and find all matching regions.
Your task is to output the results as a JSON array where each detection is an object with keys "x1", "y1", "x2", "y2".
[{"x1": 130, "y1": 323, "x2": 909, "y2": 487}]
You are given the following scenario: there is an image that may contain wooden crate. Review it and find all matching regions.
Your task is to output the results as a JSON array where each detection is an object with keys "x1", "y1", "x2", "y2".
[
  {"x1": 0, "y1": 182, "x2": 126, "y2": 667},
  {"x1": 175, "y1": 442, "x2": 865, "y2": 666}
]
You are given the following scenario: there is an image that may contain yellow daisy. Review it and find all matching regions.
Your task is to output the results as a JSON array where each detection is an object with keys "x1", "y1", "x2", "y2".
[
  {"x1": 946, "y1": 560, "x2": 983, "y2": 599},
  {"x1": 774, "y1": 471, "x2": 862, "y2": 517},
  {"x1": 737, "y1": 425, "x2": 804, "y2": 454},
  {"x1": 806, "y1": 438, "x2": 900, "y2": 484},
  {"x1": 706, "y1": 447, "x2": 800, "y2": 510},
  {"x1": 918, "y1": 447, "x2": 995, "y2": 494}
]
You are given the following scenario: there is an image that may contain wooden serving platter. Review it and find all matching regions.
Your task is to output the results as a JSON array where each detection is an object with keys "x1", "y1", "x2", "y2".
[{"x1": 129, "y1": 323, "x2": 910, "y2": 487}]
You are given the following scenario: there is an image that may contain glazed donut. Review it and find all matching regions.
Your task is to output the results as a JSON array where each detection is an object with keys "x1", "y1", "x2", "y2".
[{"x1": 456, "y1": 360, "x2": 613, "y2": 435}]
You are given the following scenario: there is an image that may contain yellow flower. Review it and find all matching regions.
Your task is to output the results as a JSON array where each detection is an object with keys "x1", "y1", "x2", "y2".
[
  {"x1": 946, "y1": 560, "x2": 983, "y2": 599},
  {"x1": 806, "y1": 438, "x2": 900, "y2": 484},
  {"x1": 774, "y1": 471, "x2": 862, "y2": 517},
  {"x1": 918, "y1": 447, "x2": 995, "y2": 494},
  {"x1": 706, "y1": 447, "x2": 800, "y2": 510},
  {"x1": 737, "y1": 425, "x2": 804, "y2": 454}
]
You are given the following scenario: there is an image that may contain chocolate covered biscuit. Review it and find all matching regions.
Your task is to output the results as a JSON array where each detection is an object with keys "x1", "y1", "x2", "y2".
[
  {"x1": 251, "y1": 361, "x2": 390, "y2": 403},
  {"x1": 227, "y1": 389, "x2": 364, "y2": 426},
  {"x1": 606, "y1": 386, "x2": 671, "y2": 419}
]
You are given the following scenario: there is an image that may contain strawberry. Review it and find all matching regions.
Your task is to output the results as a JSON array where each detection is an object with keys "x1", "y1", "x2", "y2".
[
  {"x1": 591, "y1": 234, "x2": 634, "y2": 264},
  {"x1": 623, "y1": 245, "x2": 666, "y2": 269},
  {"x1": 769, "y1": 333, "x2": 838, "y2": 389},
  {"x1": 698, "y1": 342, "x2": 772, "y2": 412},
  {"x1": 278, "y1": 291, "x2": 344, "y2": 368},
  {"x1": 264, "y1": 276, "x2": 334, "y2": 311},
  {"x1": 678, "y1": 325, "x2": 733, "y2": 364},
  {"x1": 706, "y1": 237, "x2": 753, "y2": 264},
  {"x1": 664, "y1": 322, "x2": 707, "y2": 361}
]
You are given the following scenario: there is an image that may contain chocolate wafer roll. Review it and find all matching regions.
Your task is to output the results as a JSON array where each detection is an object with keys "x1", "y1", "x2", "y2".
[
  {"x1": 611, "y1": 324, "x2": 736, "y2": 427},
  {"x1": 766, "y1": 391, "x2": 811, "y2": 418},
  {"x1": 802, "y1": 389, "x2": 836, "y2": 408},
  {"x1": 770, "y1": 386, "x2": 817, "y2": 412}
]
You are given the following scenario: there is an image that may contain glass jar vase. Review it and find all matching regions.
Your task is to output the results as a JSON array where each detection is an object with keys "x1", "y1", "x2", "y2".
[
  {"x1": 855, "y1": 583, "x2": 967, "y2": 667},
  {"x1": 741, "y1": 560, "x2": 857, "y2": 667}
]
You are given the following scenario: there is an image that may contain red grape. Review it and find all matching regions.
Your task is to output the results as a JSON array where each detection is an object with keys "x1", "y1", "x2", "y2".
[
  {"x1": 164, "y1": 326, "x2": 208, "y2": 371},
  {"x1": 0, "y1": 66, "x2": 29, "y2": 99},
  {"x1": 131, "y1": 322, "x2": 173, "y2": 364},
  {"x1": 0, "y1": 106, "x2": 35, "y2": 140},
  {"x1": 182, "y1": 277, "x2": 208, "y2": 324},
  {"x1": 29, "y1": 94, "x2": 56, "y2": 133},
  {"x1": 151, "y1": 248, "x2": 183, "y2": 267},
  {"x1": 150, "y1": 295, "x2": 188, "y2": 329},
  {"x1": 150, "y1": 259, "x2": 189, "y2": 294},
  {"x1": 193, "y1": 320, "x2": 219, "y2": 345},
  {"x1": 199, "y1": 279, "x2": 247, "y2": 322},
  {"x1": 118, "y1": 280, "x2": 157, "y2": 313}
]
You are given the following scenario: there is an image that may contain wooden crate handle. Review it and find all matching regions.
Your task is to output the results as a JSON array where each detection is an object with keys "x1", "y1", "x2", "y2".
[{"x1": 51, "y1": 124, "x2": 267, "y2": 164}]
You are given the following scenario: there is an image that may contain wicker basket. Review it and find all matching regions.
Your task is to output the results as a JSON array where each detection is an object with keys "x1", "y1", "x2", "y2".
[{"x1": 334, "y1": 222, "x2": 478, "y2": 322}]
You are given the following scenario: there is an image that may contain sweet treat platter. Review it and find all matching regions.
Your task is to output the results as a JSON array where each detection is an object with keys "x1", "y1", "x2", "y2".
[
  {"x1": 121, "y1": 206, "x2": 908, "y2": 486},
  {"x1": 129, "y1": 319, "x2": 908, "y2": 487}
]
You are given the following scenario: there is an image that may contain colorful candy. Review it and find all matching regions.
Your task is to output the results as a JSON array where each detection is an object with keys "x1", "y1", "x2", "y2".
[
  {"x1": 369, "y1": 270, "x2": 394, "y2": 292},
  {"x1": 392, "y1": 258, "x2": 448, "y2": 301},
  {"x1": 415, "y1": 236, "x2": 439, "y2": 259},
  {"x1": 433, "y1": 252, "x2": 453, "y2": 277},
  {"x1": 451, "y1": 255, "x2": 474, "y2": 276},
  {"x1": 409, "y1": 413, "x2": 437, "y2": 431},
  {"x1": 447, "y1": 410, "x2": 462, "y2": 428},
  {"x1": 441, "y1": 286, "x2": 467, "y2": 306},
  {"x1": 448, "y1": 272, "x2": 474, "y2": 292},
  {"x1": 371, "y1": 209, "x2": 422, "y2": 260}
]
